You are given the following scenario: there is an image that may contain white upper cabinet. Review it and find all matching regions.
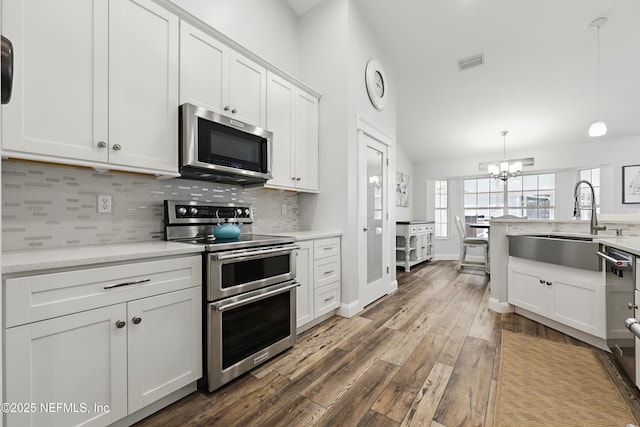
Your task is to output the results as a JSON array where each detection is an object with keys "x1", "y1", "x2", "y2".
[
  {"x1": 108, "y1": 0, "x2": 179, "y2": 173},
  {"x1": 1, "y1": 0, "x2": 179, "y2": 176},
  {"x1": 179, "y1": 22, "x2": 266, "y2": 128},
  {"x1": 265, "y1": 71, "x2": 319, "y2": 193}
]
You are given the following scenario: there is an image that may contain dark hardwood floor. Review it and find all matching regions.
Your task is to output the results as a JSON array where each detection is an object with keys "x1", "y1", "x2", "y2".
[{"x1": 136, "y1": 261, "x2": 640, "y2": 427}]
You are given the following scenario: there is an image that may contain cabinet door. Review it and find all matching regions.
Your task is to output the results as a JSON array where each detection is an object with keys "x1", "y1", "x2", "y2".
[
  {"x1": 294, "y1": 90, "x2": 319, "y2": 192},
  {"x1": 266, "y1": 72, "x2": 295, "y2": 188},
  {"x1": 295, "y1": 241, "x2": 314, "y2": 329},
  {"x1": 1, "y1": 0, "x2": 109, "y2": 162},
  {"x1": 508, "y1": 266, "x2": 549, "y2": 316},
  {"x1": 179, "y1": 22, "x2": 229, "y2": 113},
  {"x1": 108, "y1": 0, "x2": 178, "y2": 173},
  {"x1": 551, "y1": 278, "x2": 604, "y2": 337},
  {"x1": 127, "y1": 287, "x2": 202, "y2": 413},
  {"x1": 4, "y1": 305, "x2": 128, "y2": 427},
  {"x1": 228, "y1": 50, "x2": 266, "y2": 127}
]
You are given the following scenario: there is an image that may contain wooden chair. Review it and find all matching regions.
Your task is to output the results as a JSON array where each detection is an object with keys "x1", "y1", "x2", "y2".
[{"x1": 454, "y1": 215, "x2": 488, "y2": 272}]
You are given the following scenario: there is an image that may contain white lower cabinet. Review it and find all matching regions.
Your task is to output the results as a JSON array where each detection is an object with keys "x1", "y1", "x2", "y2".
[
  {"x1": 295, "y1": 236, "x2": 341, "y2": 332},
  {"x1": 2, "y1": 255, "x2": 202, "y2": 427},
  {"x1": 295, "y1": 241, "x2": 314, "y2": 328},
  {"x1": 508, "y1": 257, "x2": 605, "y2": 338}
]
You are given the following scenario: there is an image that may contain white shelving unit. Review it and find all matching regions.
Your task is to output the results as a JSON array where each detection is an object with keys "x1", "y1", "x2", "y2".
[{"x1": 396, "y1": 221, "x2": 434, "y2": 272}]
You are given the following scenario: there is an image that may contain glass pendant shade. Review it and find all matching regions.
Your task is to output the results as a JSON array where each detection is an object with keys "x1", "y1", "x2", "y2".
[
  {"x1": 588, "y1": 121, "x2": 607, "y2": 137},
  {"x1": 488, "y1": 130, "x2": 521, "y2": 181}
]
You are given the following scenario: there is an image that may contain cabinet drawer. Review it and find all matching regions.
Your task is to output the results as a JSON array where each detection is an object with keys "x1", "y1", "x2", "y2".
[
  {"x1": 314, "y1": 282, "x2": 340, "y2": 317},
  {"x1": 4, "y1": 255, "x2": 202, "y2": 328},
  {"x1": 314, "y1": 255, "x2": 341, "y2": 288},
  {"x1": 314, "y1": 237, "x2": 340, "y2": 259},
  {"x1": 409, "y1": 226, "x2": 418, "y2": 234}
]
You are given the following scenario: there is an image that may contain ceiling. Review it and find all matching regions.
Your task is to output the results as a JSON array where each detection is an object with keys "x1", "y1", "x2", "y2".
[{"x1": 287, "y1": 0, "x2": 640, "y2": 164}]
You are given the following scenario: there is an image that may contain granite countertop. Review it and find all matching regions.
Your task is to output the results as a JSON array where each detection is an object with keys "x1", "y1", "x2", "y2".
[
  {"x1": 2, "y1": 241, "x2": 205, "y2": 275},
  {"x1": 266, "y1": 230, "x2": 342, "y2": 242}
]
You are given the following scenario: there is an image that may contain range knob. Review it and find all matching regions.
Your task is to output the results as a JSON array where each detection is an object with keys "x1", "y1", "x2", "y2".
[
  {"x1": 237, "y1": 208, "x2": 243, "y2": 215},
  {"x1": 189, "y1": 207, "x2": 198, "y2": 215},
  {"x1": 177, "y1": 206, "x2": 187, "y2": 215},
  {"x1": 245, "y1": 208, "x2": 250, "y2": 216}
]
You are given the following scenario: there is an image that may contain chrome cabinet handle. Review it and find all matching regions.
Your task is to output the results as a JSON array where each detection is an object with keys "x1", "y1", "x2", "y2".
[
  {"x1": 231, "y1": 108, "x2": 237, "y2": 114},
  {"x1": 539, "y1": 279, "x2": 545, "y2": 284},
  {"x1": 324, "y1": 296, "x2": 335, "y2": 302},
  {"x1": 115, "y1": 320, "x2": 126, "y2": 329},
  {"x1": 545, "y1": 281, "x2": 552, "y2": 286},
  {"x1": 112, "y1": 143, "x2": 122, "y2": 151},
  {"x1": 132, "y1": 316, "x2": 142, "y2": 325},
  {"x1": 224, "y1": 106, "x2": 230, "y2": 111},
  {"x1": 363, "y1": 227, "x2": 369, "y2": 232},
  {"x1": 323, "y1": 270, "x2": 334, "y2": 276},
  {"x1": 629, "y1": 302, "x2": 638, "y2": 310},
  {"x1": 104, "y1": 278, "x2": 151, "y2": 290},
  {"x1": 97, "y1": 141, "x2": 107, "y2": 148}
]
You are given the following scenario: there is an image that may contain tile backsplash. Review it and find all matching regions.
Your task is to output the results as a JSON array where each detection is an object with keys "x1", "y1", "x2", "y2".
[{"x1": 2, "y1": 160, "x2": 299, "y2": 250}]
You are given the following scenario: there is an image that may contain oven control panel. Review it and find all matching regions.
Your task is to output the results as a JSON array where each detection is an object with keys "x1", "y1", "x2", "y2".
[{"x1": 165, "y1": 201, "x2": 253, "y2": 224}]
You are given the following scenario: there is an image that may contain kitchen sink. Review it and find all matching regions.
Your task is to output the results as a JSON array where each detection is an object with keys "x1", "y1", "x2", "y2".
[{"x1": 508, "y1": 234, "x2": 601, "y2": 271}]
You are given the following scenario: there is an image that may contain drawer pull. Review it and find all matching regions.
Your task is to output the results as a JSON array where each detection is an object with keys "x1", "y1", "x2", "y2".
[
  {"x1": 132, "y1": 316, "x2": 142, "y2": 325},
  {"x1": 324, "y1": 296, "x2": 335, "y2": 302},
  {"x1": 323, "y1": 270, "x2": 334, "y2": 276},
  {"x1": 323, "y1": 246, "x2": 334, "y2": 251},
  {"x1": 104, "y1": 278, "x2": 151, "y2": 290},
  {"x1": 115, "y1": 320, "x2": 126, "y2": 329}
]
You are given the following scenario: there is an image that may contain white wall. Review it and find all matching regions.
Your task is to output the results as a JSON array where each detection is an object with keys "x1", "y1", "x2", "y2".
[
  {"x1": 395, "y1": 144, "x2": 413, "y2": 221},
  {"x1": 169, "y1": 0, "x2": 300, "y2": 77},
  {"x1": 298, "y1": 0, "x2": 398, "y2": 307}
]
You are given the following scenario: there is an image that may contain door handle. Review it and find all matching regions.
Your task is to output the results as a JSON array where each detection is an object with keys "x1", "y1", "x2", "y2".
[{"x1": 363, "y1": 227, "x2": 369, "y2": 232}]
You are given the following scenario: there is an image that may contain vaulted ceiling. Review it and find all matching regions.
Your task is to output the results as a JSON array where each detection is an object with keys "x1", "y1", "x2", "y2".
[{"x1": 287, "y1": 0, "x2": 640, "y2": 164}]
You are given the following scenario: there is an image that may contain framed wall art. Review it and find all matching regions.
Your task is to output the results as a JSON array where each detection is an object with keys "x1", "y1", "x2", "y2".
[
  {"x1": 396, "y1": 171, "x2": 409, "y2": 207},
  {"x1": 622, "y1": 164, "x2": 640, "y2": 204}
]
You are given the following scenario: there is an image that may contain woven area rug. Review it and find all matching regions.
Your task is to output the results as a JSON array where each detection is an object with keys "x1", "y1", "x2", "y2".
[{"x1": 494, "y1": 331, "x2": 638, "y2": 426}]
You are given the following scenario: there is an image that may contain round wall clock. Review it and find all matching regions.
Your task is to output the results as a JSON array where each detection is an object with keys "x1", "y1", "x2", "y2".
[{"x1": 365, "y1": 58, "x2": 388, "y2": 110}]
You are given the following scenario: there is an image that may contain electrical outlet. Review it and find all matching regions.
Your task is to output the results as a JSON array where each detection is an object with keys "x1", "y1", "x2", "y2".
[
  {"x1": 281, "y1": 204, "x2": 287, "y2": 215},
  {"x1": 97, "y1": 195, "x2": 112, "y2": 213}
]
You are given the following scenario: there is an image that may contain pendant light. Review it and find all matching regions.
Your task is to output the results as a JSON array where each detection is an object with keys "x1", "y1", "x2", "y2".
[
  {"x1": 488, "y1": 131, "x2": 521, "y2": 181},
  {"x1": 588, "y1": 17, "x2": 607, "y2": 137}
]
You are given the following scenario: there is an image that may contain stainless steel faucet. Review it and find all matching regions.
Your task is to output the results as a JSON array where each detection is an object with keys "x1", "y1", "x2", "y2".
[{"x1": 572, "y1": 179, "x2": 606, "y2": 235}]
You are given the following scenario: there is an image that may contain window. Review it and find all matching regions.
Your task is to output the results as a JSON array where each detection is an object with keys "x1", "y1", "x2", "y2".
[
  {"x1": 463, "y1": 173, "x2": 556, "y2": 222},
  {"x1": 434, "y1": 180, "x2": 448, "y2": 238},
  {"x1": 578, "y1": 168, "x2": 600, "y2": 220},
  {"x1": 506, "y1": 174, "x2": 555, "y2": 219},
  {"x1": 463, "y1": 178, "x2": 505, "y2": 222}
]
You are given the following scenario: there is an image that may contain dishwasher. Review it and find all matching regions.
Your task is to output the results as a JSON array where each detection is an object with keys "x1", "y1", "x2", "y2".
[{"x1": 599, "y1": 246, "x2": 637, "y2": 386}]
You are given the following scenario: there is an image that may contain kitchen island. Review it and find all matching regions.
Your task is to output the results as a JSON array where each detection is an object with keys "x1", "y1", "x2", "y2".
[{"x1": 489, "y1": 215, "x2": 640, "y2": 349}]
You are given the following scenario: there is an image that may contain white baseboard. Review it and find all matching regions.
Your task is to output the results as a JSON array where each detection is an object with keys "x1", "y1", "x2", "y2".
[
  {"x1": 389, "y1": 280, "x2": 398, "y2": 293},
  {"x1": 337, "y1": 299, "x2": 361, "y2": 318},
  {"x1": 488, "y1": 297, "x2": 514, "y2": 313}
]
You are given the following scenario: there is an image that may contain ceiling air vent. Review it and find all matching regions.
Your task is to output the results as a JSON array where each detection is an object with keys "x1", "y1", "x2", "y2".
[{"x1": 458, "y1": 54, "x2": 484, "y2": 71}]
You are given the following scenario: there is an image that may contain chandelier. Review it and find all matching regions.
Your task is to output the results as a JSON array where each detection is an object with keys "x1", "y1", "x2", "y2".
[
  {"x1": 588, "y1": 17, "x2": 607, "y2": 137},
  {"x1": 488, "y1": 131, "x2": 522, "y2": 181}
]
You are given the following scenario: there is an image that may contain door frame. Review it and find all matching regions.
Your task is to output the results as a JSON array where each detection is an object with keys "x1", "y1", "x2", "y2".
[{"x1": 357, "y1": 116, "x2": 394, "y2": 309}]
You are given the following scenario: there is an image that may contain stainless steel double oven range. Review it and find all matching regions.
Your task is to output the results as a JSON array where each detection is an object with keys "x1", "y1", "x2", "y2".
[{"x1": 164, "y1": 200, "x2": 298, "y2": 392}]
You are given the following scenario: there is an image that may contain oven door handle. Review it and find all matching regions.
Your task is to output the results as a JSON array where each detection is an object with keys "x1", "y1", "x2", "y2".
[
  {"x1": 597, "y1": 251, "x2": 632, "y2": 268},
  {"x1": 211, "y1": 282, "x2": 299, "y2": 312},
  {"x1": 211, "y1": 245, "x2": 300, "y2": 261}
]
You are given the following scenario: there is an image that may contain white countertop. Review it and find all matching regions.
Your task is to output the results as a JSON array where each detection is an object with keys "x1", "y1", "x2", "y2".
[
  {"x1": 267, "y1": 230, "x2": 342, "y2": 242},
  {"x1": 596, "y1": 237, "x2": 640, "y2": 256},
  {"x1": 2, "y1": 241, "x2": 205, "y2": 275}
]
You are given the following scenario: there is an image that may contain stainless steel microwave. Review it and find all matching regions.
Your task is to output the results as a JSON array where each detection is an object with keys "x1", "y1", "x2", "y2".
[{"x1": 179, "y1": 103, "x2": 273, "y2": 186}]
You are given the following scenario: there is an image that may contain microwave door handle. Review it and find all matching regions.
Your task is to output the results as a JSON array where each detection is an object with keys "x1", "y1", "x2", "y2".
[
  {"x1": 211, "y1": 245, "x2": 300, "y2": 261},
  {"x1": 211, "y1": 282, "x2": 299, "y2": 312}
]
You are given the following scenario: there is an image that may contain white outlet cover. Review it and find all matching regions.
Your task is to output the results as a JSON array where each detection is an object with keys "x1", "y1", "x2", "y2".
[{"x1": 98, "y1": 195, "x2": 112, "y2": 213}]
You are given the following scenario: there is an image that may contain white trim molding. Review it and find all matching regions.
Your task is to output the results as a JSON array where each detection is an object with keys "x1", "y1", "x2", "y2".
[
  {"x1": 488, "y1": 297, "x2": 514, "y2": 314},
  {"x1": 337, "y1": 299, "x2": 361, "y2": 318}
]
